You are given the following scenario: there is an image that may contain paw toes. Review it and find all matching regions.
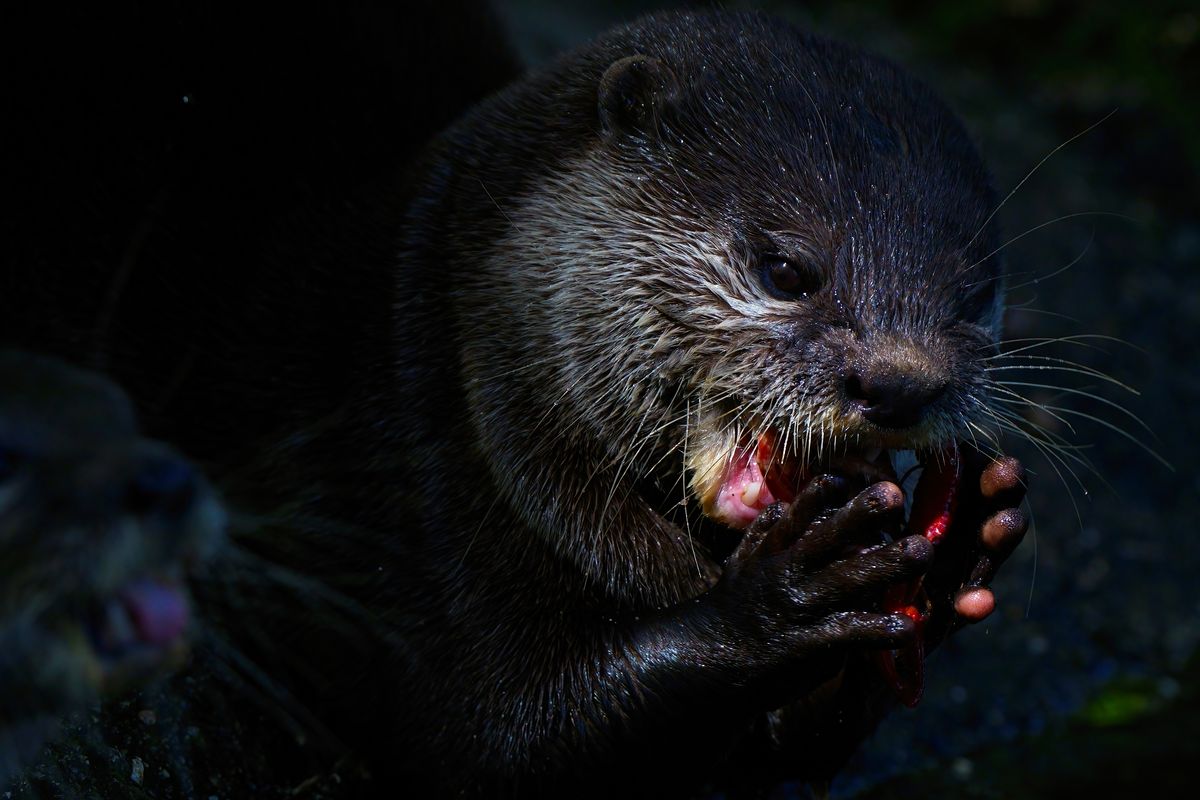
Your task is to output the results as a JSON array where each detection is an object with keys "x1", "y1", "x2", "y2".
[
  {"x1": 953, "y1": 587, "x2": 995, "y2": 622},
  {"x1": 980, "y1": 456, "x2": 1026, "y2": 506},
  {"x1": 981, "y1": 507, "x2": 1028, "y2": 554},
  {"x1": 816, "y1": 610, "x2": 917, "y2": 649}
]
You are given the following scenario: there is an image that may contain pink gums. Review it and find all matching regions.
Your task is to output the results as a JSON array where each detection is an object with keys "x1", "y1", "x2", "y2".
[{"x1": 711, "y1": 447, "x2": 779, "y2": 528}]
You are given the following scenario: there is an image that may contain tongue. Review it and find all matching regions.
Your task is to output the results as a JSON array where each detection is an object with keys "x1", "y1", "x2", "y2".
[
  {"x1": 875, "y1": 447, "x2": 961, "y2": 707},
  {"x1": 119, "y1": 579, "x2": 190, "y2": 647}
]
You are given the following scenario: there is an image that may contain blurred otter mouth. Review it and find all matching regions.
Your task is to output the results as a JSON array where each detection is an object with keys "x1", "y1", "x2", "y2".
[
  {"x1": 695, "y1": 430, "x2": 963, "y2": 707},
  {"x1": 84, "y1": 575, "x2": 192, "y2": 688}
]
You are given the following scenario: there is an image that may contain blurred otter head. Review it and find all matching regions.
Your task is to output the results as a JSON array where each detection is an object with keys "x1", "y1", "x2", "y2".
[{"x1": 0, "y1": 351, "x2": 224, "y2": 774}]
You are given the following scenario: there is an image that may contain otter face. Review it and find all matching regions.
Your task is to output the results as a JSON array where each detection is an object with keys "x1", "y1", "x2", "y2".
[
  {"x1": 489, "y1": 15, "x2": 1004, "y2": 537},
  {"x1": 0, "y1": 351, "x2": 224, "y2": 736}
]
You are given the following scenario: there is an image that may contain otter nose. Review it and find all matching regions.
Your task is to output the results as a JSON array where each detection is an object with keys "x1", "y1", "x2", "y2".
[
  {"x1": 126, "y1": 455, "x2": 197, "y2": 517},
  {"x1": 845, "y1": 369, "x2": 946, "y2": 429}
]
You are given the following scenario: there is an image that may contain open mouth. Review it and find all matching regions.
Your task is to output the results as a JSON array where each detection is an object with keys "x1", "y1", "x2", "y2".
[
  {"x1": 697, "y1": 430, "x2": 963, "y2": 706},
  {"x1": 699, "y1": 432, "x2": 953, "y2": 532},
  {"x1": 85, "y1": 576, "x2": 192, "y2": 689}
]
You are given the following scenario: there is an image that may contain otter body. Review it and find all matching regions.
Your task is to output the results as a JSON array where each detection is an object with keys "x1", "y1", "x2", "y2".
[
  {"x1": 363, "y1": 12, "x2": 1026, "y2": 792},
  {"x1": 2, "y1": 7, "x2": 1031, "y2": 797}
]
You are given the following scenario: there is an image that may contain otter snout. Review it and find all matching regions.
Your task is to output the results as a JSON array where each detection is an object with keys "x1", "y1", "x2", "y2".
[
  {"x1": 844, "y1": 366, "x2": 947, "y2": 429},
  {"x1": 840, "y1": 336, "x2": 953, "y2": 430}
]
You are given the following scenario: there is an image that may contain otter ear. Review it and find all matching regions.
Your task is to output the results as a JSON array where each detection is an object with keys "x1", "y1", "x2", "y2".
[{"x1": 597, "y1": 55, "x2": 679, "y2": 139}]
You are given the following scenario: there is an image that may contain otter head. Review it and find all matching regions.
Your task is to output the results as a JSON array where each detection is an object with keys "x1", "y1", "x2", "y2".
[
  {"x1": 447, "y1": 12, "x2": 1004, "y2": 598},
  {"x1": 0, "y1": 351, "x2": 225, "y2": 734}
]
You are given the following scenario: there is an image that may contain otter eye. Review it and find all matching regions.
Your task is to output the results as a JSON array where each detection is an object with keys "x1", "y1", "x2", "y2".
[{"x1": 760, "y1": 255, "x2": 821, "y2": 299}]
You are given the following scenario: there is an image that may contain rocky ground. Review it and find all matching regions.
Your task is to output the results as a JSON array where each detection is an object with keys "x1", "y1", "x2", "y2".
[{"x1": 502, "y1": 1, "x2": 1200, "y2": 795}]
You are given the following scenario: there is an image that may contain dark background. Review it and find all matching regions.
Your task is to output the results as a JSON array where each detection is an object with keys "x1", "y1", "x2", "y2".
[{"x1": 497, "y1": 1, "x2": 1199, "y2": 796}]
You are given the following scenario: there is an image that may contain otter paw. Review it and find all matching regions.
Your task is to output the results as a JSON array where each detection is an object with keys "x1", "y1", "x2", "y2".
[{"x1": 710, "y1": 477, "x2": 933, "y2": 690}]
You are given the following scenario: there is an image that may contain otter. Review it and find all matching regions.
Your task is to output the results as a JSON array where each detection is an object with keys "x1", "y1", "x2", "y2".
[
  {"x1": 353, "y1": 11, "x2": 1030, "y2": 793},
  {"x1": 0, "y1": 351, "x2": 224, "y2": 786},
  {"x1": 1, "y1": 7, "x2": 1032, "y2": 797}
]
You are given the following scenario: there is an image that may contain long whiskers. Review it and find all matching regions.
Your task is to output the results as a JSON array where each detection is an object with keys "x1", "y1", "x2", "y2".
[
  {"x1": 964, "y1": 109, "x2": 1117, "y2": 254},
  {"x1": 962, "y1": 211, "x2": 1133, "y2": 275}
]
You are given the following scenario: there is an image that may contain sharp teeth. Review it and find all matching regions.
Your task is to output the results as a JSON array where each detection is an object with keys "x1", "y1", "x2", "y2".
[{"x1": 741, "y1": 480, "x2": 761, "y2": 508}]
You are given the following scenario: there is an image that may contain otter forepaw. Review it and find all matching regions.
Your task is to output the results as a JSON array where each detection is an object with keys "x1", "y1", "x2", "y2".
[{"x1": 710, "y1": 478, "x2": 935, "y2": 695}]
